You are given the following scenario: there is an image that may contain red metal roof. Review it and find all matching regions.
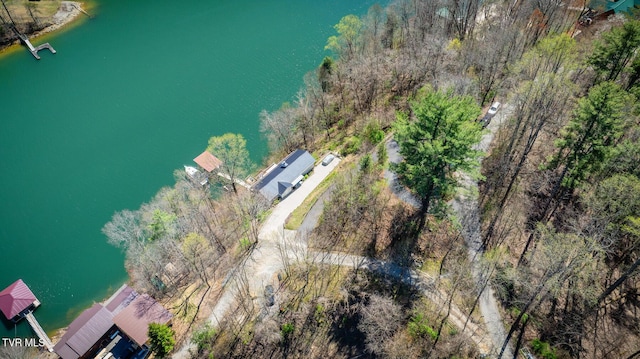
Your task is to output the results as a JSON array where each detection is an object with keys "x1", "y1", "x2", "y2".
[
  {"x1": 0, "y1": 279, "x2": 37, "y2": 320},
  {"x1": 53, "y1": 285, "x2": 136, "y2": 359},
  {"x1": 113, "y1": 294, "x2": 172, "y2": 346},
  {"x1": 53, "y1": 303, "x2": 115, "y2": 359},
  {"x1": 193, "y1": 151, "x2": 223, "y2": 173},
  {"x1": 104, "y1": 284, "x2": 136, "y2": 313},
  {"x1": 53, "y1": 285, "x2": 171, "y2": 359}
]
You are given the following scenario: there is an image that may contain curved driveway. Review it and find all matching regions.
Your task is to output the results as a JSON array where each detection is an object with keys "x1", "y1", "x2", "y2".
[
  {"x1": 175, "y1": 114, "x2": 515, "y2": 358},
  {"x1": 172, "y1": 157, "x2": 341, "y2": 358}
]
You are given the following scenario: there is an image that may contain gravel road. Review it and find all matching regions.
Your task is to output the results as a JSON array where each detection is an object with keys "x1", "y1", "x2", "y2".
[
  {"x1": 451, "y1": 106, "x2": 515, "y2": 359},
  {"x1": 174, "y1": 107, "x2": 514, "y2": 358},
  {"x1": 384, "y1": 139, "x2": 421, "y2": 208}
]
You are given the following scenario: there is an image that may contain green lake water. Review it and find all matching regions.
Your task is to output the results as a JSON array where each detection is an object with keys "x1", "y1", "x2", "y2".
[{"x1": 0, "y1": 0, "x2": 379, "y2": 338}]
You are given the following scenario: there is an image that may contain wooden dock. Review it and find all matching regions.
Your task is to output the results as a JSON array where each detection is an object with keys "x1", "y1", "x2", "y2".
[
  {"x1": 217, "y1": 172, "x2": 251, "y2": 189},
  {"x1": 24, "y1": 312, "x2": 54, "y2": 352},
  {"x1": 17, "y1": 33, "x2": 56, "y2": 60}
]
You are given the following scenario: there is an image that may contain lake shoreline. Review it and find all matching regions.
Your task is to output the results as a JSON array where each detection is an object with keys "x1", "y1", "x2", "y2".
[
  {"x1": 36, "y1": 2, "x2": 85, "y2": 37},
  {"x1": 0, "y1": 0, "x2": 377, "y2": 352},
  {"x1": 0, "y1": 1, "x2": 85, "y2": 53}
]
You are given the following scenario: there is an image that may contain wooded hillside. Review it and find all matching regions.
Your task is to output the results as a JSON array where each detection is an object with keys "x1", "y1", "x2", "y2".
[{"x1": 101, "y1": 0, "x2": 640, "y2": 358}]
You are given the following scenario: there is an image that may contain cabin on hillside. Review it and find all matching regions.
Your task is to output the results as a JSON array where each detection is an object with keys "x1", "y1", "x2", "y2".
[
  {"x1": 0, "y1": 279, "x2": 40, "y2": 323},
  {"x1": 53, "y1": 285, "x2": 172, "y2": 359},
  {"x1": 253, "y1": 149, "x2": 315, "y2": 202}
]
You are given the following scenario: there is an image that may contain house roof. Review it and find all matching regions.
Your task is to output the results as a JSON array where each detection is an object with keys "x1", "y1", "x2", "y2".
[
  {"x1": 0, "y1": 279, "x2": 37, "y2": 320},
  {"x1": 54, "y1": 304, "x2": 115, "y2": 359},
  {"x1": 193, "y1": 151, "x2": 223, "y2": 173},
  {"x1": 53, "y1": 285, "x2": 171, "y2": 359},
  {"x1": 104, "y1": 284, "x2": 136, "y2": 313},
  {"x1": 254, "y1": 149, "x2": 315, "y2": 202},
  {"x1": 113, "y1": 294, "x2": 173, "y2": 346}
]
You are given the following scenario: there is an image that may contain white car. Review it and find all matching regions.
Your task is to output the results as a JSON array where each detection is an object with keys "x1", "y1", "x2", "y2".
[
  {"x1": 322, "y1": 154, "x2": 335, "y2": 166},
  {"x1": 487, "y1": 101, "x2": 501, "y2": 116}
]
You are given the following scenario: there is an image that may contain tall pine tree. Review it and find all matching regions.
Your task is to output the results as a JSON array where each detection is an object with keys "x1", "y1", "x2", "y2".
[{"x1": 393, "y1": 87, "x2": 483, "y2": 220}]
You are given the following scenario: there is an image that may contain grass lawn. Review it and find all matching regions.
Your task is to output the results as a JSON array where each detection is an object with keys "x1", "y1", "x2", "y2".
[{"x1": 284, "y1": 170, "x2": 338, "y2": 230}]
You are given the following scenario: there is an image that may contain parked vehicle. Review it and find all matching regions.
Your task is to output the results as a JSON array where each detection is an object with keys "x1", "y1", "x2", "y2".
[
  {"x1": 487, "y1": 101, "x2": 501, "y2": 116},
  {"x1": 479, "y1": 115, "x2": 491, "y2": 128},
  {"x1": 322, "y1": 154, "x2": 335, "y2": 166}
]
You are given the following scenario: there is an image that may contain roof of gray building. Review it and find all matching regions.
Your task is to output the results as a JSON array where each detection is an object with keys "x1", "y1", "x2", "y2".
[{"x1": 253, "y1": 149, "x2": 315, "y2": 202}]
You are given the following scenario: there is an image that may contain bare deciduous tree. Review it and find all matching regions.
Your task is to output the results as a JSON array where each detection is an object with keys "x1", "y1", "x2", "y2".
[{"x1": 358, "y1": 294, "x2": 403, "y2": 355}]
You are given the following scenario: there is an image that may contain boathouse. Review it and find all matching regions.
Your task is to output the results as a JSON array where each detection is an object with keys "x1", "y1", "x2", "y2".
[
  {"x1": 0, "y1": 279, "x2": 54, "y2": 351},
  {"x1": 193, "y1": 151, "x2": 223, "y2": 173},
  {"x1": 0, "y1": 279, "x2": 39, "y2": 322},
  {"x1": 188, "y1": 151, "x2": 224, "y2": 186},
  {"x1": 54, "y1": 285, "x2": 172, "y2": 359},
  {"x1": 253, "y1": 149, "x2": 315, "y2": 202}
]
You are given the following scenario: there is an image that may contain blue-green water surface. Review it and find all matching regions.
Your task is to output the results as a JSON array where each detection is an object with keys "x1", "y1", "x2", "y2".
[{"x1": 0, "y1": 0, "x2": 379, "y2": 338}]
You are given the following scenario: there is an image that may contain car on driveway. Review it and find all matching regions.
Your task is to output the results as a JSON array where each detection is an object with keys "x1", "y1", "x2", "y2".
[
  {"x1": 479, "y1": 115, "x2": 491, "y2": 128},
  {"x1": 487, "y1": 101, "x2": 501, "y2": 116},
  {"x1": 322, "y1": 154, "x2": 335, "y2": 166}
]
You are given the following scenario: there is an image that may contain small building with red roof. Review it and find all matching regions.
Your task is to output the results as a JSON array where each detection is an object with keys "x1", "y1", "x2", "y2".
[
  {"x1": 193, "y1": 151, "x2": 223, "y2": 173},
  {"x1": 0, "y1": 279, "x2": 40, "y2": 322}
]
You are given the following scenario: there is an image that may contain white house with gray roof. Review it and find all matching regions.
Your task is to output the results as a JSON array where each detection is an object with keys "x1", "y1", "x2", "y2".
[{"x1": 254, "y1": 149, "x2": 315, "y2": 202}]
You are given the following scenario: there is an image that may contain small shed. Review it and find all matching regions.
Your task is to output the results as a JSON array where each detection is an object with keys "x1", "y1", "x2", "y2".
[
  {"x1": 193, "y1": 151, "x2": 223, "y2": 173},
  {"x1": 0, "y1": 279, "x2": 39, "y2": 322}
]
